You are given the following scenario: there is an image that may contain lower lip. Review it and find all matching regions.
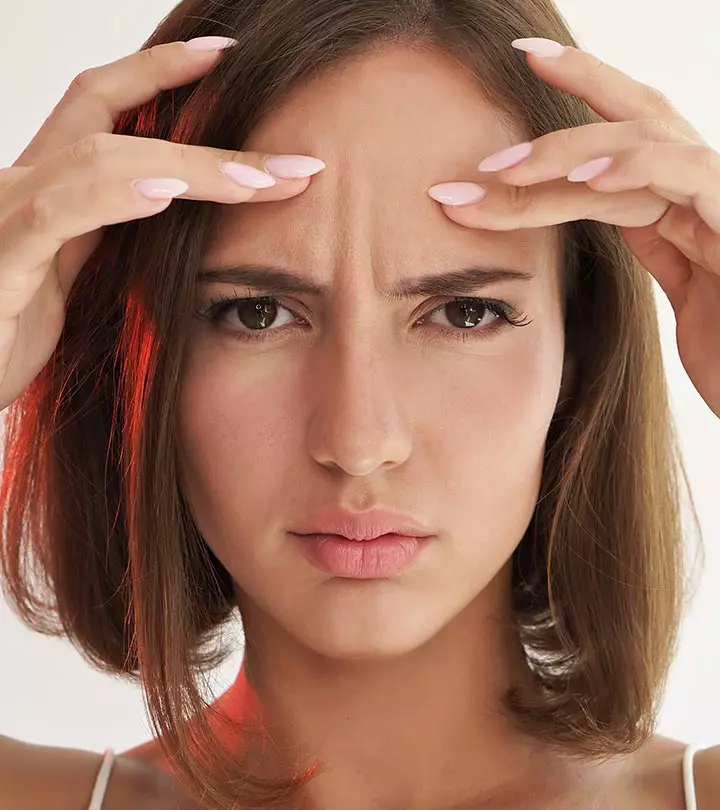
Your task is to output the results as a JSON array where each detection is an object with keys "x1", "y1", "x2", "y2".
[{"x1": 295, "y1": 533, "x2": 429, "y2": 578}]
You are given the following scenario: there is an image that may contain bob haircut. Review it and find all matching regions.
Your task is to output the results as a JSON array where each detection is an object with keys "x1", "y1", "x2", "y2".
[{"x1": 0, "y1": 0, "x2": 704, "y2": 807}]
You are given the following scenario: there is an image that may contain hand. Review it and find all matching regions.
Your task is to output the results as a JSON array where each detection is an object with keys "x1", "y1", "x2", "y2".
[
  {"x1": 0, "y1": 37, "x2": 325, "y2": 414},
  {"x1": 427, "y1": 38, "x2": 720, "y2": 419}
]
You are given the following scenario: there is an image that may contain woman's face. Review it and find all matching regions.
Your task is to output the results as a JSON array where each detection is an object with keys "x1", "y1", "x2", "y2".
[{"x1": 177, "y1": 44, "x2": 567, "y2": 659}]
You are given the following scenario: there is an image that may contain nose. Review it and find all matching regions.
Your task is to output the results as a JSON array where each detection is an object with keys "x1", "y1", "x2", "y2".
[{"x1": 305, "y1": 337, "x2": 413, "y2": 476}]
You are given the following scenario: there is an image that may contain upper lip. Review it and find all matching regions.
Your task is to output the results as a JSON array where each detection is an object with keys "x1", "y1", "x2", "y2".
[{"x1": 292, "y1": 505, "x2": 435, "y2": 542}]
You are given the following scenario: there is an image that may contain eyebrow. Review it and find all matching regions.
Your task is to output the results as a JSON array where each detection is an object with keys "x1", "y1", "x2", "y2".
[{"x1": 198, "y1": 263, "x2": 535, "y2": 299}]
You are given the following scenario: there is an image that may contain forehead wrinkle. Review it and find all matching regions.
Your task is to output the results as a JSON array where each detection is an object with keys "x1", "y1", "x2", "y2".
[
  {"x1": 210, "y1": 176, "x2": 555, "y2": 302},
  {"x1": 210, "y1": 45, "x2": 552, "y2": 295}
]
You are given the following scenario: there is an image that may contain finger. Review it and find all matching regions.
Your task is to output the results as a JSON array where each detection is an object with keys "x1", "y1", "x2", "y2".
[
  {"x1": 513, "y1": 40, "x2": 707, "y2": 143},
  {"x1": 619, "y1": 218, "x2": 698, "y2": 311},
  {"x1": 7, "y1": 135, "x2": 326, "y2": 208},
  {"x1": 479, "y1": 118, "x2": 691, "y2": 187},
  {"x1": 14, "y1": 38, "x2": 237, "y2": 168},
  {"x1": 0, "y1": 167, "x2": 33, "y2": 193},
  {"x1": 431, "y1": 178, "x2": 669, "y2": 231},
  {"x1": 0, "y1": 178, "x2": 183, "y2": 319},
  {"x1": 584, "y1": 141, "x2": 720, "y2": 233}
]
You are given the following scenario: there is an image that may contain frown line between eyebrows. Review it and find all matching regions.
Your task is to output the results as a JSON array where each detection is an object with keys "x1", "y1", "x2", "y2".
[{"x1": 197, "y1": 264, "x2": 536, "y2": 299}]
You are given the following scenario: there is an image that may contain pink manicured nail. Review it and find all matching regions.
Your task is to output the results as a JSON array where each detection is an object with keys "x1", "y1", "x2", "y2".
[
  {"x1": 185, "y1": 36, "x2": 239, "y2": 51},
  {"x1": 512, "y1": 38, "x2": 566, "y2": 57},
  {"x1": 567, "y1": 156, "x2": 614, "y2": 182},
  {"x1": 133, "y1": 178, "x2": 189, "y2": 199},
  {"x1": 428, "y1": 182, "x2": 487, "y2": 206},
  {"x1": 221, "y1": 162, "x2": 277, "y2": 188},
  {"x1": 264, "y1": 155, "x2": 326, "y2": 178},
  {"x1": 478, "y1": 142, "x2": 533, "y2": 172}
]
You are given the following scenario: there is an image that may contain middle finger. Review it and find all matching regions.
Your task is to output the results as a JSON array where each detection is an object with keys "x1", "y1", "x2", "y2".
[
  {"x1": 432, "y1": 177, "x2": 669, "y2": 231},
  {"x1": 477, "y1": 118, "x2": 693, "y2": 187},
  {"x1": 15, "y1": 133, "x2": 325, "y2": 205}
]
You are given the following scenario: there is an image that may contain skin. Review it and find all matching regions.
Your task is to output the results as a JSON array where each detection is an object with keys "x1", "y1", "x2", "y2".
[
  {"x1": 0, "y1": 735, "x2": 197, "y2": 810},
  {"x1": 128, "y1": 44, "x2": 716, "y2": 808}
]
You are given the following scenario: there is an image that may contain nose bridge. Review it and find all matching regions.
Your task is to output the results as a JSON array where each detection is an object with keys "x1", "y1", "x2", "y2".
[{"x1": 305, "y1": 267, "x2": 413, "y2": 477}]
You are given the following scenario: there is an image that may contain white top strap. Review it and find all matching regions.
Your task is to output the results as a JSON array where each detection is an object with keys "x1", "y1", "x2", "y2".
[
  {"x1": 683, "y1": 745, "x2": 699, "y2": 810},
  {"x1": 88, "y1": 748, "x2": 116, "y2": 810}
]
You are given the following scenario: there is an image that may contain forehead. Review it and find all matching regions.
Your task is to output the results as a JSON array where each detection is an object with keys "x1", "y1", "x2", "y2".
[{"x1": 207, "y1": 44, "x2": 558, "y2": 281}]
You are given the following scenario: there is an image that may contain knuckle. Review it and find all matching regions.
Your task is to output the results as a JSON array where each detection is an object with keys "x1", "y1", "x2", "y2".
[
  {"x1": 19, "y1": 190, "x2": 57, "y2": 233},
  {"x1": 558, "y1": 128, "x2": 575, "y2": 151},
  {"x1": 177, "y1": 142, "x2": 195, "y2": 167},
  {"x1": 137, "y1": 48, "x2": 165, "y2": 95},
  {"x1": 585, "y1": 55, "x2": 609, "y2": 85},
  {"x1": 543, "y1": 127, "x2": 573, "y2": 158},
  {"x1": 69, "y1": 132, "x2": 117, "y2": 167},
  {"x1": 68, "y1": 66, "x2": 100, "y2": 97},
  {"x1": 221, "y1": 148, "x2": 246, "y2": 167},
  {"x1": 139, "y1": 45, "x2": 160, "y2": 67},
  {"x1": 643, "y1": 84, "x2": 674, "y2": 113},
  {"x1": 508, "y1": 183, "x2": 533, "y2": 225},
  {"x1": 699, "y1": 145, "x2": 719, "y2": 173},
  {"x1": 636, "y1": 118, "x2": 677, "y2": 143},
  {"x1": 177, "y1": 141, "x2": 211, "y2": 179},
  {"x1": 553, "y1": 128, "x2": 576, "y2": 168}
]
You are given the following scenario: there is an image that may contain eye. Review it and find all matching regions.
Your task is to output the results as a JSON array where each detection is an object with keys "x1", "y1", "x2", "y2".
[
  {"x1": 221, "y1": 297, "x2": 295, "y2": 332},
  {"x1": 193, "y1": 293, "x2": 531, "y2": 344},
  {"x1": 423, "y1": 298, "x2": 509, "y2": 330},
  {"x1": 416, "y1": 297, "x2": 532, "y2": 339},
  {"x1": 194, "y1": 294, "x2": 302, "y2": 341}
]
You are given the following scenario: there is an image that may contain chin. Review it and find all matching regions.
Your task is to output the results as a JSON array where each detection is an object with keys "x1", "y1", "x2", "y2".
[
  {"x1": 279, "y1": 587, "x2": 453, "y2": 661},
  {"x1": 299, "y1": 627, "x2": 439, "y2": 661}
]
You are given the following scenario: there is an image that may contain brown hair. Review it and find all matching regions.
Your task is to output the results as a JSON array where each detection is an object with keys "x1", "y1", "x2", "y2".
[{"x1": 0, "y1": 0, "x2": 704, "y2": 807}]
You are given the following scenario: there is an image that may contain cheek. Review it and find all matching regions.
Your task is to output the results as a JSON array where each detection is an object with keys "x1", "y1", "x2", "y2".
[
  {"x1": 176, "y1": 348, "x2": 302, "y2": 550},
  {"x1": 418, "y1": 331, "x2": 563, "y2": 455},
  {"x1": 414, "y1": 334, "x2": 563, "y2": 547},
  {"x1": 176, "y1": 325, "x2": 564, "y2": 579}
]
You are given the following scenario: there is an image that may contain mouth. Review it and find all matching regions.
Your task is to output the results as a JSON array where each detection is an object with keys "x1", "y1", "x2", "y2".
[{"x1": 293, "y1": 532, "x2": 433, "y2": 579}]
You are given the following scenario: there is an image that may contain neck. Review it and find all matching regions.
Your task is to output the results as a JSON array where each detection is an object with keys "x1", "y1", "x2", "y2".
[{"x1": 214, "y1": 563, "x2": 578, "y2": 810}]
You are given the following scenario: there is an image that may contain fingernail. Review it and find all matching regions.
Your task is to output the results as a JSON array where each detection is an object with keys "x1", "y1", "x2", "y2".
[
  {"x1": 133, "y1": 178, "x2": 189, "y2": 200},
  {"x1": 185, "y1": 36, "x2": 239, "y2": 51},
  {"x1": 512, "y1": 38, "x2": 566, "y2": 57},
  {"x1": 221, "y1": 162, "x2": 277, "y2": 188},
  {"x1": 263, "y1": 155, "x2": 326, "y2": 179},
  {"x1": 478, "y1": 142, "x2": 533, "y2": 172},
  {"x1": 567, "y1": 156, "x2": 614, "y2": 182},
  {"x1": 428, "y1": 182, "x2": 487, "y2": 206}
]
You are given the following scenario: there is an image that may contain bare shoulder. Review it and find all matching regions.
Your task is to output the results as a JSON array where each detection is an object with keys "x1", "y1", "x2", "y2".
[
  {"x1": 695, "y1": 745, "x2": 720, "y2": 809},
  {"x1": 621, "y1": 736, "x2": 720, "y2": 810},
  {"x1": 109, "y1": 746, "x2": 196, "y2": 810},
  {"x1": 122, "y1": 737, "x2": 169, "y2": 769}
]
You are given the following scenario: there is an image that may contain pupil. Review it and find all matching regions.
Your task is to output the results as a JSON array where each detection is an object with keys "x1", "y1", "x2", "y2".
[
  {"x1": 239, "y1": 298, "x2": 277, "y2": 330},
  {"x1": 446, "y1": 299, "x2": 486, "y2": 329}
]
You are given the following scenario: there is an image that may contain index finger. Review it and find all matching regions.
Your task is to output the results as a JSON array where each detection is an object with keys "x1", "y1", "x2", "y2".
[
  {"x1": 13, "y1": 37, "x2": 237, "y2": 168},
  {"x1": 514, "y1": 40, "x2": 707, "y2": 143}
]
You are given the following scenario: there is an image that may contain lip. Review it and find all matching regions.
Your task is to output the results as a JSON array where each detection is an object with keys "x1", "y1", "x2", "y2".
[
  {"x1": 296, "y1": 533, "x2": 428, "y2": 578},
  {"x1": 290, "y1": 505, "x2": 435, "y2": 542}
]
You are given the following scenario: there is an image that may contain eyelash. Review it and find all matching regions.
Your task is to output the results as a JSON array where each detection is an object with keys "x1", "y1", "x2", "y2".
[{"x1": 193, "y1": 293, "x2": 533, "y2": 344}]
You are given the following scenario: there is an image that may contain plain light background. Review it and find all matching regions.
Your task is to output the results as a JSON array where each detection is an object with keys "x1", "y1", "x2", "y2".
[{"x1": 0, "y1": 0, "x2": 718, "y2": 755}]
